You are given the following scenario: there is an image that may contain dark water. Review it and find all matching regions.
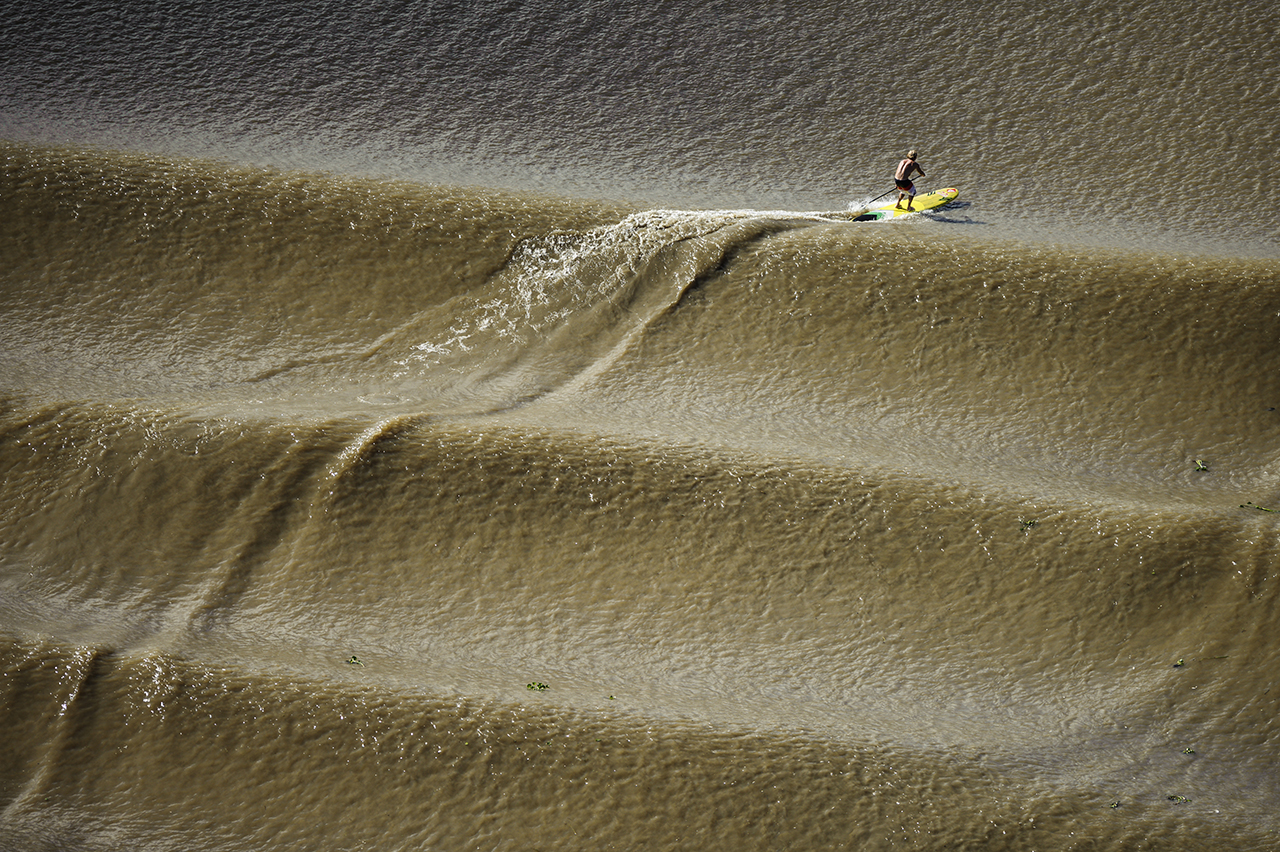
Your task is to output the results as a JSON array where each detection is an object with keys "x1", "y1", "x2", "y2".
[{"x1": 3, "y1": 1, "x2": 1280, "y2": 849}]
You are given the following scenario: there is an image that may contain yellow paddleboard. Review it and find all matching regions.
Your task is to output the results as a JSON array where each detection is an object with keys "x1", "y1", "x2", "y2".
[{"x1": 856, "y1": 187, "x2": 959, "y2": 221}]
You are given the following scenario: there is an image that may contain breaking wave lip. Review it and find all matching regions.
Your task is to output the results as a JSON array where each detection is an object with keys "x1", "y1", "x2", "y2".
[{"x1": 377, "y1": 209, "x2": 826, "y2": 415}]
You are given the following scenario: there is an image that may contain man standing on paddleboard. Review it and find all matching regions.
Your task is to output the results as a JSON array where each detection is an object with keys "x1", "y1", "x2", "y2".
[{"x1": 894, "y1": 150, "x2": 925, "y2": 211}]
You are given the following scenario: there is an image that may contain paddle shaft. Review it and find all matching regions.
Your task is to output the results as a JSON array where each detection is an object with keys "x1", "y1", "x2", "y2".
[{"x1": 870, "y1": 167, "x2": 928, "y2": 203}]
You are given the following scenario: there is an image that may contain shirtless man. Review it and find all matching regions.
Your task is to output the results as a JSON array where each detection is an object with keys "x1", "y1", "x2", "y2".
[{"x1": 894, "y1": 150, "x2": 925, "y2": 210}]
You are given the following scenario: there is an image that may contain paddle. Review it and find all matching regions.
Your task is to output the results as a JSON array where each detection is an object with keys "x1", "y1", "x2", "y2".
[
  {"x1": 868, "y1": 184, "x2": 902, "y2": 204},
  {"x1": 869, "y1": 170, "x2": 928, "y2": 204}
]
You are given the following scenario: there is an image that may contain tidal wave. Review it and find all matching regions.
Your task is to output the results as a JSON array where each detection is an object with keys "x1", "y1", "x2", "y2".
[{"x1": 4, "y1": 140, "x2": 1280, "y2": 851}]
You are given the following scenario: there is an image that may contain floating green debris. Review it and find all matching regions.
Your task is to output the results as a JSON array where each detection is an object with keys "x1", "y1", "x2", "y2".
[
  {"x1": 1174, "y1": 658, "x2": 1185, "y2": 668},
  {"x1": 1109, "y1": 801, "x2": 1121, "y2": 809},
  {"x1": 347, "y1": 656, "x2": 364, "y2": 666},
  {"x1": 1194, "y1": 459, "x2": 1209, "y2": 472},
  {"x1": 1167, "y1": 794, "x2": 1190, "y2": 804},
  {"x1": 1241, "y1": 502, "x2": 1278, "y2": 513},
  {"x1": 527, "y1": 682, "x2": 549, "y2": 691},
  {"x1": 1183, "y1": 747, "x2": 1196, "y2": 755},
  {"x1": 1019, "y1": 518, "x2": 1038, "y2": 532}
]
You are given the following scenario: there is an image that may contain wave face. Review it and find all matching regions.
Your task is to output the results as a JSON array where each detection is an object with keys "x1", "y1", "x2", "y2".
[{"x1": 3, "y1": 1, "x2": 1280, "y2": 850}]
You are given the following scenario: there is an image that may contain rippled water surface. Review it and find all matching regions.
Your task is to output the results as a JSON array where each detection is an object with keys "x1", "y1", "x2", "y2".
[{"x1": 2, "y1": 1, "x2": 1280, "y2": 850}]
